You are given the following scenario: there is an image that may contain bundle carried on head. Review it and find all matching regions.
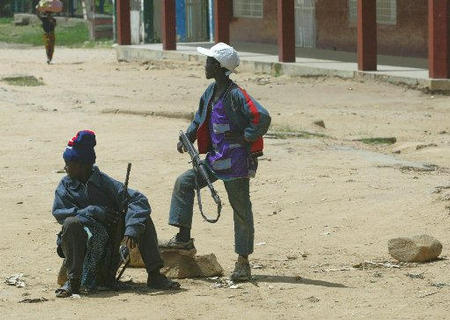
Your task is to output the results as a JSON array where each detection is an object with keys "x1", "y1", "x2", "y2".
[{"x1": 37, "y1": 0, "x2": 63, "y2": 13}]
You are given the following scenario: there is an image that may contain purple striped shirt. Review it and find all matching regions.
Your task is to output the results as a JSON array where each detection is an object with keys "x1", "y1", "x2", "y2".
[{"x1": 206, "y1": 98, "x2": 248, "y2": 179}]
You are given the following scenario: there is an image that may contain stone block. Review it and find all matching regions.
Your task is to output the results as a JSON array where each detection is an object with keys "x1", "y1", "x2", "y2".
[
  {"x1": 388, "y1": 234, "x2": 442, "y2": 262},
  {"x1": 129, "y1": 246, "x2": 223, "y2": 279}
]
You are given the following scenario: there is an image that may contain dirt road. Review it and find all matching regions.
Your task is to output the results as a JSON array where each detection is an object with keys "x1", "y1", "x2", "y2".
[{"x1": 0, "y1": 46, "x2": 449, "y2": 319}]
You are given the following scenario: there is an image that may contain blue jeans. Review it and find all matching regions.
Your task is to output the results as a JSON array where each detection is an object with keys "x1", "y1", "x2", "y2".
[{"x1": 169, "y1": 168, "x2": 254, "y2": 256}]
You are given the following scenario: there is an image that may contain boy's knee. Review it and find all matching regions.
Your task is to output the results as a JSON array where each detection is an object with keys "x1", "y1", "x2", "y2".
[
  {"x1": 174, "y1": 173, "x2": 194, "y2": 192},
  {"x1": 62, "y1": 216, "x2": 83, "y2": 232}
]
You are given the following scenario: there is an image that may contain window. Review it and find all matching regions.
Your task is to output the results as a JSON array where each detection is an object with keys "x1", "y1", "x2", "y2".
[
  {"x1": 233, "y1": 0, "x2": 263, "y2": 18},
  {"x1": 349, "y1": 0, "x2": 397, "y2": 25}
]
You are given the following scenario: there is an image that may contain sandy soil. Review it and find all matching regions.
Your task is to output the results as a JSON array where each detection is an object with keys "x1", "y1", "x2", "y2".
[{"x1": 0, "y1": 46, "x2": 449, "y2": 320}]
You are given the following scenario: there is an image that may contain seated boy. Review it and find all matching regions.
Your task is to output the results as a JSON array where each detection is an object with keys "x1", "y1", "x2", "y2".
[{"x1": 52, "y1": 130, "x2": 179, "y2": 297}]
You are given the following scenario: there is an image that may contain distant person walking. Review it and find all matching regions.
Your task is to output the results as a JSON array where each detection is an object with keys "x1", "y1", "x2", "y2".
[
  {"x1": 37, "y1": 11, "x2": 56, "y2": 64},
  {"x1": 36, "y1": 0, "x2": 62, "y2": 64}
]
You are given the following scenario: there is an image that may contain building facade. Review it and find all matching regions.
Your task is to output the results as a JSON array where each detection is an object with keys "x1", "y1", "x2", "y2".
[{"x1": 229, "y1": 0, "x2": 428, "y2": 58}]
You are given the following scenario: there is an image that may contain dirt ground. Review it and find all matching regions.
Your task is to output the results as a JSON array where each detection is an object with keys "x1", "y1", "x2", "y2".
[{"x1": 0, "y1": 46, "x2": 449, "y2": 320}]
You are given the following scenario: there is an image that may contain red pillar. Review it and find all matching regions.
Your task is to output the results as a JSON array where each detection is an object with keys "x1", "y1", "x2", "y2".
[
  {"x1": 428, "y1": 0, "x2": 450, "y2": 79},
  {"x1": 116, "y1": 0, "x2": 131, "y2": 45},
  {"x1": 277, "y1": 0, "x2": 295, "y2": 62},
  {"x1": 162, "y1": 0, "x2": 176, "y2": 50},
  {"x1": 357, "y1": 0, "x2": 377, "y2": 71},
  {"x1": 214, "y1": 0, "x2": 230, "y2": 44}
]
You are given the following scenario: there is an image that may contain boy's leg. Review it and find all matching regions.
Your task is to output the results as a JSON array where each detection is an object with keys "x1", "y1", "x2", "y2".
[
  {"x1": 224, "y1": 178, "x2": 254, "y2": 256},
  {"x1": 57, "y1": 216, "x2": 88, "y2": 296},
  {"x1": 138, "y1": 218, "x2": 180, "y2": 289},
  {"x1": 165, "y1": 167, "x2": 217, "y2": 248},
  {"x1": 138, "y1": 218, "x2": 164, "y2": 273},
  {"x1": 224, "y1": 178, "x2": 254, "y2": 281}
]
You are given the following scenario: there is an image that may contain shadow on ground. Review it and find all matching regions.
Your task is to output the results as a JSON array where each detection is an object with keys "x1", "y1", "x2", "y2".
[
  {"x1": 251, "y1": 274, "x2": 348, "y2": 288},
  {"x1": 86, "y1": 281, "x2": 186, "y2": 298}
]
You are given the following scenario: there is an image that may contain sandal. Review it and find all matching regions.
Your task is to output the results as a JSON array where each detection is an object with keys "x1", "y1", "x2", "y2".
[
  {"x1": 55, "y1": 278, "x2": 80, "y2": 298},
  {"x1": 147, "y1": 274, "x2": 181, "y2": 290}
]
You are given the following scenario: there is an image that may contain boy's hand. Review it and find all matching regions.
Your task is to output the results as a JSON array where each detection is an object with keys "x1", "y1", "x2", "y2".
[
  {"x1": 224, "y1": 132, "x2": 247, "y2": 145},
  {"x1": 124, "y1": 236, "x2": 137, "y2": 250},
  {"x1": 177, "y1": 141, "x2": 186, "y2": 153}
]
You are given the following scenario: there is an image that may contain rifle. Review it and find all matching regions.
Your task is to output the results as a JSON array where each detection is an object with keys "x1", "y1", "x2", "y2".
[
  {"x1": 179, "y1": 131, "x2": 222, "y2": 223},
  {"x1": 108, "y1": 163, "x2": 132, "y2": 286}
]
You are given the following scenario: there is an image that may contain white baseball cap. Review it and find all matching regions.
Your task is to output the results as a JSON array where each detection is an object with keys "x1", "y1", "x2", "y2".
[{"x1": 197, "y1": 42, "x2": 240, "y2": 74}]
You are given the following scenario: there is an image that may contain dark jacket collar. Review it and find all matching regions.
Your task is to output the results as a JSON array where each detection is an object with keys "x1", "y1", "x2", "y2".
[{"x1": 65, "y1": 166, "x2": 102, "y2": 190}]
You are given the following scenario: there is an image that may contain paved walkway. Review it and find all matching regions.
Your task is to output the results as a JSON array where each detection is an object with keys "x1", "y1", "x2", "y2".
[{"x1": 115, "y1": 42, "x2": 450, "y2": 91}]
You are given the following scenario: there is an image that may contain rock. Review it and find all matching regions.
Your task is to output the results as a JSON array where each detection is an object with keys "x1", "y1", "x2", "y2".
[
  {"x1": 13, "y1": 13, "x2": 40, "y2": 25},
  {"x1": 307, "y1": 296, "x2": 320, "y2": 303},
  {"x1": 313, "y1": 120, "x2": 326, "y2": 128},
  {"x1": 19, "y1": 297, "x2": 48, "y2": 303},
  {"x1": 431, "y1": 282, "x2": 446, "y2": 288},
  {"x1": 406, "y1": 272, "x2": 424, "y2": 279},
  {"x1": 129, "y1": 245, "x2": 196, "y2": 268},
  {"x1": 129, "y1": 246, "x2": 223, "y2": 279},
  {"x1": 432, "y1": 185, "x2": 450, "y2": 194},
  {"x1": 393, "y1": 142, "x2": 439, "y2": 153},
  {"x1": 161, "y1": 252, "x2": 223, "y2": 279},
  {"x1": 14, "y1": 16, "x2": 30, "y2": 26},
  {"x1": 5, "y1": 273, "x2": 25, "y2": 288},
  {"x1": 192, "y1": 254, "x2": 224, "y2": 278},
  {"x1": 416, "y1": 143, "x2": 438, "y2": 150},
  {"x1": 388, "y1": 235, "x2": 442, "y2": 262},
  {"x1": 129, "y1": 246, "x2": 145, "y2": 267},
  {"x1": 392, "y1": 142, "x2": 423, "y2": 154}
]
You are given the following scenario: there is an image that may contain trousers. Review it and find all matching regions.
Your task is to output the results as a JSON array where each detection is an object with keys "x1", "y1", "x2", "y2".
[
  {"x1": 59, "y1": 215, "x2": 164, "y2": 280},
  {"x1": 169, "y1": 168, "x2": 254, "y2": 256}
]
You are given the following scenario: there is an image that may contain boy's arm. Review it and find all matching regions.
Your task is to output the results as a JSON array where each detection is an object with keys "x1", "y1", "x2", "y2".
[
  {"x1": 52, "y1": 182, "x2": 108, "y2": 225},
  {"x1": 107, "y1": 176, "x2": 151, "y2": 239},
  {"x1": 234, "y1": 88, "x2": 271, "y2": 142},
  {"x1": 185, "y1": 84, "x2": 214, "y2": 142},
  {"x1": 185, "y1": 95, "x2": 205, "y2": 143},
  {"x1": 123, "y1": 188, "x2": 151, "y2": 239}
]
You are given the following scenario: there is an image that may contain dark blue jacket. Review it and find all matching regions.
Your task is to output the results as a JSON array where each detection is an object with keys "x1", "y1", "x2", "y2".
[{"x1": 52, "y1": 166, "x2": 150, "y2": 238}]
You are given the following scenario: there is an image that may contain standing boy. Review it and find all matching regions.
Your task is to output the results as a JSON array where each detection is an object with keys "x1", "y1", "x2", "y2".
[
  {"x1": 52, "y1": 130, "x2": 180, "y2": 297},
  {"x1": 162, "y1": 43, "x2": 271, "y2": 281}
]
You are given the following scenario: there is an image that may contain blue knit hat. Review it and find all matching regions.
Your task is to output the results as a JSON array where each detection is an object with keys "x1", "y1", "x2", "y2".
[{"x1": 63, "y1": 130, "x2": 96, "y2": 165}]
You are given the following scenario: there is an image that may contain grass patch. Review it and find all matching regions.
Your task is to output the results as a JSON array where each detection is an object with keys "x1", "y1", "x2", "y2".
[
  {"x1": 0, "y1": 20, "x2": 89, "y2": 46},
  {"x1": 0, "y1": 18, "x2": 111, "y2": 47},
  {"x1": 0, "y1": 18, "x2": 13, "y2": 24},
  {"x1": 272, "y1": 63, "x2": 282, "y2": 77},
  {"x1": 266, "y1": 125, "x2": 330, "y2": 139},
  {"x1": 354, "y1": 137, "x2": 397, "y2": 145},
  {"x1": 2, "y1": 75, "x2": 44, "y2": 86}
]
